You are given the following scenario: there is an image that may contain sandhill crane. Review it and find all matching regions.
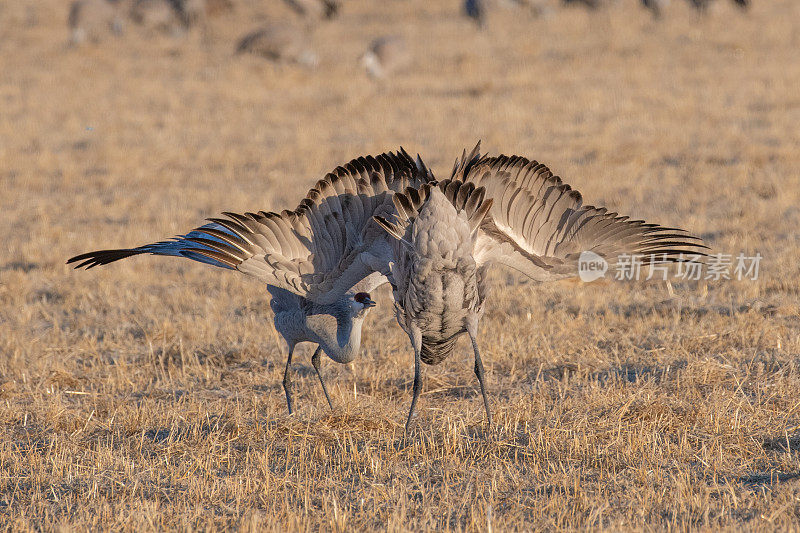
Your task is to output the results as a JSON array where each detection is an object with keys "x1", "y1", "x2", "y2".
[
  {"x1": 361, "y1": 36, "x2": 411, "y2": 80},
  {"x1": 235, "y1": 25, "x2": 319, "y2": 68},
  {"x1": 68, "y1": 0, "x2": 124, "y2": 45},
  {"x1": 464, "y1": 0, "x2": 486, "y2": 28},
  {"x1": 375, "y1": 144, "x2": 706, "y2": 434},
  {"x1": 282, "y1": 0, "x2": 339, "y2": 21},
  {"x1": 463, "y1": 0, "x2": 550, "y2": 27},
  {"x1": 641, "y1": 0, "x2": 669, "y2": 18},
  {"x1": 68, "y1": 150, "x2": 434, "y2": 414},
  {"x1": 130, "y1": 0, "x2": 183, "y2": 35},
  {"x1": 375, "y1": 181, "x2": 495, "y2": 432},
  {"x1": 561, "y1": 0, "x2": 603, "y2": 9},
  {"x1": 688, "y1": 0, "x2": 748, "y2": 12},
  {"x1": 129, "y1": 0, "x2": 208, "y2": 34},
  {"x1": 176, "y1": 0, "x2": 207, "y2": 29}
]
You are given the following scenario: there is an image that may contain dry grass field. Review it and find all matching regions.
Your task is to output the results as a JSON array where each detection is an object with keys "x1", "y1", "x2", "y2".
[{"x1": 2, "y1": 0, "x2": 800, "y2": 529}]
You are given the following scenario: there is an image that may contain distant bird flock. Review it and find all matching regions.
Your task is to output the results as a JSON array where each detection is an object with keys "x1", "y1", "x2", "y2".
[
  {"x1": 68, "y1": 0, "x2": 753, "y2": 77},
  {"x1": 69, "y1": 145, "x2": 706, "y2": 434}
]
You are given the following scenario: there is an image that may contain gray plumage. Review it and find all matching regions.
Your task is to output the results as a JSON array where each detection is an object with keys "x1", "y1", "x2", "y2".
[
  {"x1": 688, "y1": 0, "x2": 749, "y2": 11},
  {"x1": 361, "y1": 36, "x2": 412, "y2": 80},
  {"x1": 68, "y1": 149, "x2": 435, "y2": 414},
  {"x1": 235, "y1": 25, "x2": 319, "y2": 68},
  {"x1": 130, "y1": 0, "x2": 183, "y2": 34},
  {"x1": 68, "y1": 0, "x2": 124, "y2": 45},
  {"x1": 176, "y1": 0, "x2": 207, "y2": 28},
  {"x1": 376, "y1": 182, "x2": 493, "y2": 366},
  {"x1": 464, "y1": 0, "x2": 486, "y2": 28},
  {"x1": 375, "y1": 143, "x2": 706, "y2": 434},
  {"x1": 375, "y1": 181, "x2": 495, "y2": 433},
  {"x1": 562, "y1": 0, "x2": 602, "y2": 9},
  {"x1": 641, "y1": 0, "x2": 668, "y2": 18},
  {"x1": 281, "y1": 0, "x2": 339, "y2": 20}
]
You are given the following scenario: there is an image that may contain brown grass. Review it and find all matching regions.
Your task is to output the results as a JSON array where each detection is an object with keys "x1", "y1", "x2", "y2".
[{"x1": 2, "y1": 0, "x2": 800, "y2": 530}]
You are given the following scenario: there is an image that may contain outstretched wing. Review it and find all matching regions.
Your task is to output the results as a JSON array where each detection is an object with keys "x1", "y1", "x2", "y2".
[
  {"x1": 68, "y1": 149, "x2": 435, "y2": 303},
  {"x1": 452, "y1": 143, "x2": 707, "y2": 281}
]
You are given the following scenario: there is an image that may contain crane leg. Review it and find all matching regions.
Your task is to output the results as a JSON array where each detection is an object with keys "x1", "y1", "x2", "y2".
[
  {"x1": 469, "y1": 331, "x2": 492, "y2": 429},
  {"x1": 282, "y1": 347, "x2": 294, "y2": 415},
  {"x1": 311, "y1": 346, "x2": 334, "y2": 411},
  {"x1": 404, "y1": 326, "x2": 423, "y2": 439}
]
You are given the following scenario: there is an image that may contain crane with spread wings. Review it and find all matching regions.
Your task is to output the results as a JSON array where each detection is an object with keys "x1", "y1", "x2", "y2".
[
  {"x1": 69, "y1": 149, "x2": 434, "y2": 414},
  {"x1": 374, "y1": 143, "x2": 707, "y2": 434}
]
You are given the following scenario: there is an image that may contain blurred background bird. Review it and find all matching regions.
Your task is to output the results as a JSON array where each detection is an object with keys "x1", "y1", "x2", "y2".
[
  {"x1": 361, "y1": 35, "x2": 412, "y2": 80},
  {"x1": 235, "y1": 24, "x2": 319, "y2": 68},
  {"x1": 68, "y1": 0, "x2": 124, "y2": 45}
]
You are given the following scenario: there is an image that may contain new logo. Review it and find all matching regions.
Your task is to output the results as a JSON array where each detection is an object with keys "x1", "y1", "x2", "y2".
[{"x1": 578, "y1": 251, "x2": 608, "y2": 282}]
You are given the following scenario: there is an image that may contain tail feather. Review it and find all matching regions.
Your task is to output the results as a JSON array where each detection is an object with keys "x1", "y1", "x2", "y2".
[{"x1": 421, "y1": 334, "x2": 461, "y2": 365}]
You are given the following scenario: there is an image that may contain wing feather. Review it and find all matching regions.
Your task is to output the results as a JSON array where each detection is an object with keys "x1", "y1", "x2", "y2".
[
  {"x1": 68, "y1": 149, "x2": 435, "y2": 302},
  {"x1": 456, "y1": 143, "x2": 708, "y2": 281}
]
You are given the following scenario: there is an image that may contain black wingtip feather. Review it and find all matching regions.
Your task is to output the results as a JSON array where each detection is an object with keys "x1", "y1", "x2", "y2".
[{"x1": 67, "y1": 249, "x2": 146, "y2": 269}]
